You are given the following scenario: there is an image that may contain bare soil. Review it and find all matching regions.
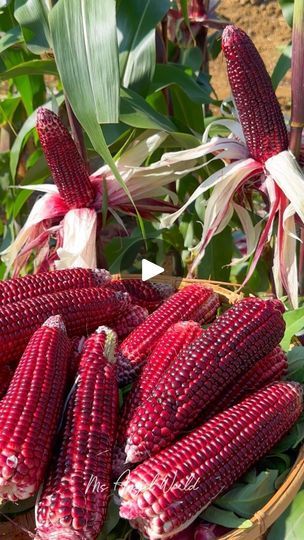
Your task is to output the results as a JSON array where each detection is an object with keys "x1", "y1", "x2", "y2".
[{"x1": 209, "y1": 0, "x2": 292, "y2": 111}]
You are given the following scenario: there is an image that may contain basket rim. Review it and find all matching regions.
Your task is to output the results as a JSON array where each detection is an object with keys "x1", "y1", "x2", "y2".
[{"x1": 116, "y1": 274, "x2": 304, "y2": 540}]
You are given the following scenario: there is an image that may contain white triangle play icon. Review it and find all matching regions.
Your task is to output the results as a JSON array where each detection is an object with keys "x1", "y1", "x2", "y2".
[{"x1": 142, "y1": 259, "x2": 164, "y2": 281}]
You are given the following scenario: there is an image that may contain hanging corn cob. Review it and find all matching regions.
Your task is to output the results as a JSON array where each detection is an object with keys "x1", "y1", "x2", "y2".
[
  {"x1": 108, "y1": 279, "x2": 175, "y2": 312},
  {"x1": 125, "y1": 297, "x2": 285, "y2": 463},
  {"x1": 0, "y1": 315, "x2": 70, "y2": 501},
  {"x1": 36, "y1": 327, "x2": 118, "y2": 540},
  {"x1": 117, "y1": 284, "x2": 220, "y2": 386},
  {"x1": 201, "y1": 345, "x2": 288, "y2": 421},
  {"x1": 113, "y1": 321, "x2": 204, "y2": 477},
  {"x1": 222, "y1": 25, "x2": 288, "y2": 165},
  {"x1": 0, "y1": 287, "x2": 130, "y2": 365},
  {"x1": 0, "y1": 268, "x2": 110, "y2": 305},
  {"x1": 119, "y1": 381, "x2": 303, "y2": 539},
  {"x1": 36, "y1": 108, "x2": 95, "y2": 209}
]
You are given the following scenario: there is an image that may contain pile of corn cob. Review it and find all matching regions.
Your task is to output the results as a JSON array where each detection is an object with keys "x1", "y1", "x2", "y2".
[{"x1": 0, "y1": 267, "x2": 302, "y2": 540}]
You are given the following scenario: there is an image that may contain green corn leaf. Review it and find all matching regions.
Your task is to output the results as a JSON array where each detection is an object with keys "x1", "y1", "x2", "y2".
[
  {"x1": 281, "y1": 307, "x2": 304, "y2": 351},
  {"x1": 0, "y1": 96, "x2": 21, "y2": 125},
  {"x1": 49, "y1": 0, "x2": 145, "y2": 237},
  {"x1": 279, "y1": 0, "x2": 294, "y2": 27},
  {"x1": 286, "y1": 347, "x2": 304, "y2": 383},
  {"x1": 50, "y1": 0, "x2": 120, "y2": 125},
  {"x1": 268, "y1": 488, "x2": 304, "y2": 540},
  {"x1": 120, "y1": 87, "x2": 176, "y2": 131},
  {"x1": 201, "y1": 506, "x2": 252, "y2": 529},
  {"x1": 151, "y1": 63, "x2": 213, "y2": 104},
  {"x1": 0, "y1": 26, "x2": 23, "y2": 54},
  {"x1": 117, "y1": 0, "x2": 169, "y2": 96},
  {"x1": 216, "y1": 470, "x2": 279, "y2": 518},
  {"x1": 271, "y1": 43, "x2": 291, "y2": 90},
  {"x1": 14, "y1": 0, "x2": 51, "y2": 54},
  {"x1": 0, "y1": 59, "x2": 57, "y2": 80}
]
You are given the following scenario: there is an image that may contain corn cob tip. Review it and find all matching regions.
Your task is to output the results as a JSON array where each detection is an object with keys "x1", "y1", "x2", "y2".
[
  {"x1": 37, "y1": 107, "x2": 56, "y2": 123},
  {"x1": 222, "y1": 24, "x2": 241, "y2": 46},
  {"x1": 95, "y1": 326, "x2": 117, "y2": 363},
  {"x1": 42, "y1": 315, "x2": 66, "y2": 333},
  {"x1": 125, "y1": 443, "x2": 143, "y2": 464},
  {"x1": 92, "y1": 268, "x2": 111, "y2": 285}
]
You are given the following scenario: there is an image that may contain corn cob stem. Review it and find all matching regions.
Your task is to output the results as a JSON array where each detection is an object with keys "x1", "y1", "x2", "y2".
[
  {"x1": 0, "y1": 287, "x2": 130, "y2": 365},
  {"x1": 113, "y1": 321, "x2": 204, "y2": 477},
  {"x1": 0, "y1": 268, "x2": 110, "y2": 305},
  {"x1": 36, "y1": 108, "x2": 95, "y2": 209},
  {"x1": 36, "y1": 327, "x2": 118, "y2": 540},
  {"x1": 125, "y1": 297, "x2": 285, "y2": 463},
  {"x1": 119, "y1": 381, "x2": 303, "y2": 539},
  {"x1": 0, "y1": 316, "x2": 70, "y2": 501},
  {"x1": 117, "y1": 284, "x2": 220, "y2": 386},
  {"x1": 222, "y1": 25, "x2": 288, "y2": 165}
]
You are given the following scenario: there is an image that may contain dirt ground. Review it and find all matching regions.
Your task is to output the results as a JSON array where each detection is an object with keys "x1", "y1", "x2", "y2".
[{"x1": 209, "y1": 0, "x2": 292, "y2": 111}]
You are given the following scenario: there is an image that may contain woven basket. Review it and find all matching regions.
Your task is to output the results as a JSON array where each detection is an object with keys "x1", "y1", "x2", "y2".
[
  {"x1": 1, "y1": 276, "x2": 303, "y2": 539},
  {"x1": 115, "y1": 275, "x2": 304, "y2": 540}
]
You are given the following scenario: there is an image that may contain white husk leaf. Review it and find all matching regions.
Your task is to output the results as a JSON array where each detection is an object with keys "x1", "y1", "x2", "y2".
[
  {"x1": 55, "y1": 208, "x2": 97, "y2": 269},
  {"x1": 265, "y1": 150, "x2": 304, "y2": 223}
]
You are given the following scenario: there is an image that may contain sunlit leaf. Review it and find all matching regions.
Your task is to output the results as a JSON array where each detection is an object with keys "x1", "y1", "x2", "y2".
[
  {"x1": 279, "y1": 0, "x2": 294, "y2": 27},
  {"x1": 281, "y1": 307, "x2": 304, "y2": 351},
  {"x1": 14, "y1": 0, "x2": 51, "y2": 54},
  {"x1": 50, "y1": 0, "x2": 120, "y2": 124},
  {"x1": 117, "y1": 0, "x2": 169, "y2": 95}
]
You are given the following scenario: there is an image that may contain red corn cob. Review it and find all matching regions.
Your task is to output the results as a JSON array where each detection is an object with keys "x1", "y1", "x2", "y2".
[
  {"x1": 0, "y1": 268, "x2": 110, "y2": 305},
  {"x1": 113, "y1": 321, "x2": 204, "y2": 477},
  {"x1": 36, "y1": 108, "x2": 95, "y2": 209},
  {"x1": 202, "y1": 345, "x2": 288, "y2": 421},
  {"x1": 119, "y1": 381, "x2": 303, "y2": 539},
  {"x1": 67, "y1": 336, "x2": 86, "y2": 387},
  {"x1": 117, "y1": 284, "x2": 220, "y2": 386},
  {"x1": 36, "y1": 327, "x2": 118, "y2": 540},
  {"x1": 0, "y1": 287, "x2": 130, "y2": 365},
  {"x1": 113, "y1": 304, "x2": 149, "y2": 339},
  {"x1": 125, "y1": 297, "x2": 286, "y2": 463},
  {"x1": 108, "y1": 279, "x2": 175, "y2": 312},
  {"x1": 0, "y1": 315, "x2": 70, "y2": 501},
  {"x1": 222, "y1": 25, "x2": 288, "y2": 165},
  {"x1": 0, "y1": 364, "x2": 15, "y2": 399}
]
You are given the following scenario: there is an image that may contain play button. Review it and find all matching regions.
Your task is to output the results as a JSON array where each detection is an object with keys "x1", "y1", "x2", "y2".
[{"x1": 142, "y1": 259, "x2": 164, "y2": 281}]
